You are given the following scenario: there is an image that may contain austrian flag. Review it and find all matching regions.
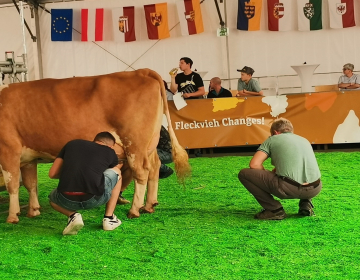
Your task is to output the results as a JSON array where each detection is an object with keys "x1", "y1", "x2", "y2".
[
  {"x1": 81, "y1": 8, "x2": 104, "y2": 42},
  {"x1": 176, "y1": 0, "x2": 204, "y2": 36},
  {"x1": 328, "y1": 0, "x2": 355, "y2": 29}
]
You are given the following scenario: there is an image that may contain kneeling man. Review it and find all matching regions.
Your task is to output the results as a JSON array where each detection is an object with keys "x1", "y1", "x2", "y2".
[
  {"x1": 49, "y1": 132, "x2": 123, "y2": 235},
  {"x1": 238, "y1": 118, "x2": 322, "y2": 220}
]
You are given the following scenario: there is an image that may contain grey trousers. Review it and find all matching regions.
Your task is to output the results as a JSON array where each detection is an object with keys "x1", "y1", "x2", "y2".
[{"x1": 238, "y1": 168, "x2": 322, "y2": 210}]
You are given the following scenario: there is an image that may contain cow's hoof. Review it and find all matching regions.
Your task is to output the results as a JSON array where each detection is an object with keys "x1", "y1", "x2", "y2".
[
  {"x1": 140, "y1": 207, "x2": 154, "y2": 214},
  {"x1": 27, "y1": 209, "x2": 41, "y2": 218},
  {"x1": 127, "y1": 211, "x2": 140, "y2": 219},
  {"x1": 6, "y1": 216, "x2": 19, "y2": 224},
  {"x1": 141, "y1": 203, "x2": 158, "y2": 214}
]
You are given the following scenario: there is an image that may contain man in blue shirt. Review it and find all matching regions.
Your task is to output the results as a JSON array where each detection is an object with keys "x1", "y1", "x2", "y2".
[{"x1": 207, "y1": 77, "x2": 232, "y2": 98}]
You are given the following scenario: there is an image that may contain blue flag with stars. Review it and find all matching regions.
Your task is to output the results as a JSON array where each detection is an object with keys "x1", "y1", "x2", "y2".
[{"x1": 51, "y1": 9, "x2": 73, "y2": 41}]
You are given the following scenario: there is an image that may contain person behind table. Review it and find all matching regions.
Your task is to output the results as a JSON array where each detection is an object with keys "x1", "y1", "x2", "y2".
[
  {"x1": 164, "y1": 80, "x2": 174, "y2": 100},
  {"x1": 338, "y1": 63, "x2": 360, "y2": 90},
  {"x1": 236, "y1": 66, "x2": 263, "y2": 97},
  {"x1": 48, "y1": 132, "x2": 123, "y2": 235},
  {"x1": 207, "y1": 77, "x2": 232, "y2": 98},
  {"x1": 170, "y1": 57, "x2": 205, "y2": 99},
  {"x1": 238, "y1": 118, "x2": 322, "y2": 220}
]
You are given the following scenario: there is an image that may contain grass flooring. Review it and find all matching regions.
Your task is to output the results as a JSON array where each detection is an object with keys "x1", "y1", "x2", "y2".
[{"x1": 0, "y1": 152, "x2": 360, "y2": 279}]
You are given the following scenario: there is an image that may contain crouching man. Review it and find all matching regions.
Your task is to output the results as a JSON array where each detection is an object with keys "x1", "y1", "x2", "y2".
[
  {"x1": 238, "y1": 118, "x2": 322, "y2": 220},
  {"x1": 48, "y1": 132, "x2": 123, "y2": 235}
]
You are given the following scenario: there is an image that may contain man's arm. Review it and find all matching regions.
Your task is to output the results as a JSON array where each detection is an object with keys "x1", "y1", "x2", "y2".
[
  {"x1": 170, "y1": 74, "x2": 178, "y2": 93},
  {"x1": 340, "y1": 82, "x2": 360, "y2": 89},
  {"x1": 249, "y1": 151, "x2": 268, "y2": 170},
  {"x1": 49, "y1": 158, "x2": 64, "y2": 179},
  {"x1": 183, "y1": 86, "x2": 205, "y2": 98},
  {"x1": 237, "y1": 89, "x2": 264, "y2": 96}
]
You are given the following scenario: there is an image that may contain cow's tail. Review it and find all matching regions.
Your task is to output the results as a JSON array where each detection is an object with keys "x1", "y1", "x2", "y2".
[{"x1": 152, "y1": 70, "x2": 191, "y2": 184}]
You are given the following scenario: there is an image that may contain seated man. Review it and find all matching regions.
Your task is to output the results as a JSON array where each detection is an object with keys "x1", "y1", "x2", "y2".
[
  {"x1": 236, "y1": 66, "x2": 263, "y2": 97},
  {"x1": 338, "y1": 63, "x2": 360, "y2": 90},
  {"x1": 238, "y1": 118, "x2": 322, "y2": 220},
  {"x1": 207, "y1": 77, "x2": 232, "y2": 98},
  {"x1": 48, "y1": 132, "x2": 123, "y2": 235}
]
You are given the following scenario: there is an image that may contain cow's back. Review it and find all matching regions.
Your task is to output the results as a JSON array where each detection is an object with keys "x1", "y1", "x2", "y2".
[{"x1": 0, "y1": 69, "x2": 163, "y2": 159}]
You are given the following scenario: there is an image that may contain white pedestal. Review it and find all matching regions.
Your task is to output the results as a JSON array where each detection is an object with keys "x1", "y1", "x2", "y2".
[
  {"x1": 291, "y1": 64, "x2": 319, "y2": 93},
  {"x1": 196, "y1": 71, "x2": 208, "y2": 79}
]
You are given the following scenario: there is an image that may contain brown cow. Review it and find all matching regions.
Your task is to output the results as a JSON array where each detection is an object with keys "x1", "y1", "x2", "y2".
[{"x1": 0, "y1": 69, "x2": 190, "y2": 224}]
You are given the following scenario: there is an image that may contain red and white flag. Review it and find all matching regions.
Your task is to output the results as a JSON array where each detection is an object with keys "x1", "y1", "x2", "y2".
[
  {"x1": 176, "y1": 0, "x2": 204, "y2": 36},
  {"x1": 81, "y1": 8, "x2": 104, "y2": 42},
  {"x1": 328, "y1": 0, "x2": 355, "y2": 29},
  {"x1": 112, "y1": 7, "x2": 136, "y2": 42},
  {"x1": 267, "y1": 0, "x2": 292, "y2": 31}
]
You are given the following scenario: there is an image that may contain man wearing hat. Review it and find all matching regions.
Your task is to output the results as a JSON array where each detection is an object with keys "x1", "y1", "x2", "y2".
[
  {"x1": 237, "y1": 66, "x2": 263, "y2": 97},
  {"x1": 338, "y1": 63, "x2": 360, "y2": 90}
]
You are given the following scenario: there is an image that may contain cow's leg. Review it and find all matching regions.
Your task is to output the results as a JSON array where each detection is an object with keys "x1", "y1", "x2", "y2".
[
  {"x1": 117, "y1": 163, "x2": 133, "y2": 205},
  {"x1": 0, "y1": 154, "x2": 21, "y2": 223},
  {"x1": 143, "y1": 151, "x2": 161, "y2": 214},
  {"x1": 128, "y1": 180, "x2": 148, "y2": 219},
  {"x1": 20, "y1": 160, "x2": 41, "y2": 218},
  {"x1": 127, "y1": 154, "x2": 150, "y2": 219}
]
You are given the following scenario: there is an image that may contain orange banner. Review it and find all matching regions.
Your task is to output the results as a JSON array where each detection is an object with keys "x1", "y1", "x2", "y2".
[
  {"x1": 168, "y1": 91, "x2": 360, "y2": 148},
  {"x1": 144, "y1": 3, "x2": 170, "y2": 40}
]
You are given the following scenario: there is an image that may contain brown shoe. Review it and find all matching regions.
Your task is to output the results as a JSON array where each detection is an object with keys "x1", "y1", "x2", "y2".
[
  {"x1": 298, "y1": 199, "x2": 315, "y2": 216},
  {"x1": 117, "y1": 195, "x2": 130, "y2": 205},
  {"x1": 254, "y1": 209, "x2": 286, "y2": 220}
]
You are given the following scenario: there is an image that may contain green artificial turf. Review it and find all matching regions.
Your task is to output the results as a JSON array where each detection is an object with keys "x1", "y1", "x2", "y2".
[{"x1": 0, "y1": 152, "x2": 360, "y2": 280}]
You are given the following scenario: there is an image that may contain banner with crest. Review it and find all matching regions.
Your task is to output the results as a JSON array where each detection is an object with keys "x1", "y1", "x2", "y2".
[
  {"x1": 328, "y1": 0, "x2": 355, "y2": 29},
  {"x1": 176, "y1": 0, "x2": 204, "y2": 36},
  {"x1": 112, "y1": 7, "x2": 136, "y2": 42},
  {"x1": 237, "y1": 0, "x2": 263, "y2": 31},
  {"x1": 144, "y1": 3, "x2": 170, "y2": 40},
  {"x1": 297, "y1": 0, "x2": 322, "y2": 31},
  {"x1": 267, "y1": 0, "x2": 293, "y2": 31}
]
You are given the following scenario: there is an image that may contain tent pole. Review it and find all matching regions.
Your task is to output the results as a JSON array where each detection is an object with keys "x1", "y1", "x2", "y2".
[{"x1": 19, "y1": 0, "x2": 28, "y2": 82}]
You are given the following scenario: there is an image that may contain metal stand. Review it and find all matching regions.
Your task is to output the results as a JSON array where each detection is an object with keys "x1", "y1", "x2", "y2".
[{"x1": 0, "y1": 51, "x2": 28, "y2": 85}]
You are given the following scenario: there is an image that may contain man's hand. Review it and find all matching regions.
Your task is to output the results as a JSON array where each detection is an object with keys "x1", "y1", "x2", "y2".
[
  {"x1": 236, "y1": 89, "x2": 247, "y2": 97},
  {"x1": 183, "y1": 93, "x2": 192, "y2": 99}
]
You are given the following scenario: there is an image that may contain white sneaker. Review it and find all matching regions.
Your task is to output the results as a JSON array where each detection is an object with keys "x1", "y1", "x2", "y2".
[
  {"x1": 62, "y1": 213, "x2": 84, "y2": 235},
  {"x1": 103, "y1": 214, "x2": 122, "y2": 231}
]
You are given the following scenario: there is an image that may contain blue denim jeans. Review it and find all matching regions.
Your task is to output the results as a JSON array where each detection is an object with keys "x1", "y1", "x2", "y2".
[{"x1": 49, "y1": 169, "x2": 119, "y2": 211}]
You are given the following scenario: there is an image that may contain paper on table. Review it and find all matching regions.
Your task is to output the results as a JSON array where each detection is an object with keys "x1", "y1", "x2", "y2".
[{"x1": 173, "y1": 92, "x2": 187, "y2": 110}]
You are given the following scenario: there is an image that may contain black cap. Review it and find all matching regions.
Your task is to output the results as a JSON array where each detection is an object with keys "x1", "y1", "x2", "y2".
[{"x1": 237, "y1": 66, "x2": 255, "y2": 75}]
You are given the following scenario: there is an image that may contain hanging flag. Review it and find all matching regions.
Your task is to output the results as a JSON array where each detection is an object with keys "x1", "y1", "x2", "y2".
[
  {"x1": 81, "y1": 8, "x2": 104, "y2": 41},
  {"x1": 112, "y1": 7, "x2": 136, "y2": 42},
  {"x1": 297, "y1": 0, "x2": 322, "y2": 31},
  {"x1": 51, "y1": 9, "x2": 73, "y2": 41},
  {"x1": 267, "y1": 0, "x2": 292, "y2": 31},
  {"x1": 328, "y1": 0, "x2": 355, "y2": 29},
  {"x1": 176, "y1": 0, "x2": 204, "y2": 36},
  {"x1": 144, "y1": 3, "x2": 170, "y2": 39},
  {"x1": 237, "y1": 0, "x2": 263, "y2": 31}
]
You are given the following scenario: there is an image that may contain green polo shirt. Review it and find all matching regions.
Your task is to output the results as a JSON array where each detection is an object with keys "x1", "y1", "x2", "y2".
[
  {"x1": 258, "y1": 132, "x2": 321, "y2": 184},
  {"x1": 237, "y1": 78, "x2": 262, "y2": 93}
]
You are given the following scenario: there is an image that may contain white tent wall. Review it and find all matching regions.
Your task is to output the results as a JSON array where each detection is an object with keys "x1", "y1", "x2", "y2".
[
  {"x1": 0, "y1": 4, "x2": 35, "y2": 82},
  {"x1": 39, "y1": 0, "x2": 224, "y2": 88},
  {"x1": 2, "y1": 0, "x2": 360, "y2": 95}
]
